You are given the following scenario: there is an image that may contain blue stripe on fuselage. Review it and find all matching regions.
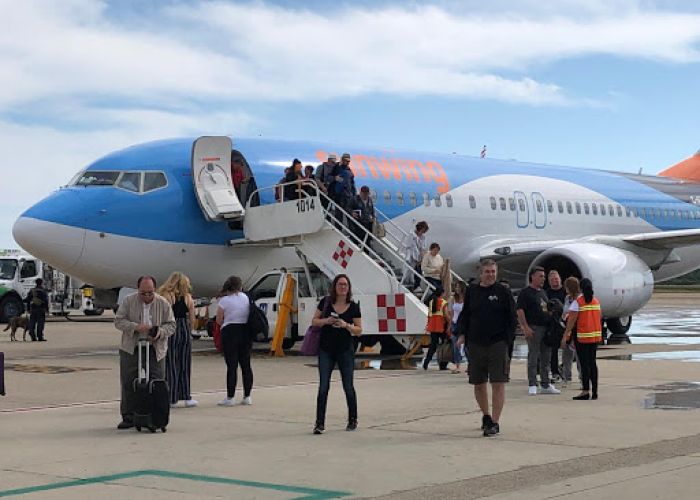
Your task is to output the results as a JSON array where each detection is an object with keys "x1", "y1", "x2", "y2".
[{"x1": 20, "y1": 137, "x2": 700, "y2": 243}]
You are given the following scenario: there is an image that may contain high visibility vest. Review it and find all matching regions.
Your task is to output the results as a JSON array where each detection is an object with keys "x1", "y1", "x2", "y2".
[
  {"x1": 426, "y1": 298, "x2": 448, "y2": 334},
  {"x1": 576, "y1": 295, "x2": 602, "y2": 344}
]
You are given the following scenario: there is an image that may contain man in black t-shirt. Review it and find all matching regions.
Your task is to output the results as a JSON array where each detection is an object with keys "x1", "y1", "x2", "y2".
[
  {"x1": 25, "y1": 278, "x2": 49, "y2": 341},
  {"x1": 517, "y1": 267, "x2": 560, "y2": 396},
  {"x1": 546, "y1": 270, "x2": 567, "y2": 381},
  {"x1": 456, "y1": 259, "x2": 516, "y2": 437}
]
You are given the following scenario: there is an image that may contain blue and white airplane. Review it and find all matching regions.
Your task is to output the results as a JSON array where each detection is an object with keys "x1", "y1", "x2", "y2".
[{"x1": 12, "y1": 137, "x2": 700, "y2": 337}]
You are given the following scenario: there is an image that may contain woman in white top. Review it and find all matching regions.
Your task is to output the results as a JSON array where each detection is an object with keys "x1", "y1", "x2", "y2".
[
  {"x1": 450, "y1": 281, "x2": 467, "y2": 374},
  {"x1": 215, "y1": 276, "x2": 253, "y2": 407},
  {"x1": 402, "y1": 221, "x2": 429, "y2": 290},
  {"x1": 560, "y1": 277, "x2": 581, "y2": 386}
]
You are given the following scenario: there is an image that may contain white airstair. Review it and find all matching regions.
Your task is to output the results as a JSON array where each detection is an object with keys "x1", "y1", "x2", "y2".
[{"x1": 239, "y1": 181, "x2": 465, "y2": 337}]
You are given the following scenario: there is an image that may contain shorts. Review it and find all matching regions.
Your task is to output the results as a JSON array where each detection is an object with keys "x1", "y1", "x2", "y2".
[{"x1": 467, "y1": 340, "x2": 510, "y2": 385}]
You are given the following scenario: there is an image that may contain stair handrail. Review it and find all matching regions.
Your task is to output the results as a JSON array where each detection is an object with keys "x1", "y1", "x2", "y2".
[
  {"x1": 373, "y1": 205, "x2": 467, "y2": 287},
  {"x1": 246, "y1": 180, "x2": 437, "y2": 301}
]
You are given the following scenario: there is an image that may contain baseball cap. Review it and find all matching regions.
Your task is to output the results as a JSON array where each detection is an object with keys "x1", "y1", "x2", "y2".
[
  {"x1": 341, "y1": 153, "x2": 351, "y2": 160},
  {"x1": 328, "y1": 153, "x2": 337, "y2": 161}
]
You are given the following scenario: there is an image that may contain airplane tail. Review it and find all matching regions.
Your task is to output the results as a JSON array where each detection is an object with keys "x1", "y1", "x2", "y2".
[{"x1": 658, "y1": 150, "x2": 700, "y2": 181}]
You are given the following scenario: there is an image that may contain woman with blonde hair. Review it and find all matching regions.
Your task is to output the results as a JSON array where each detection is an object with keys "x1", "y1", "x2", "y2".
[{"x1": 159, "y1": 271, "x2": 197, "y2": 408}]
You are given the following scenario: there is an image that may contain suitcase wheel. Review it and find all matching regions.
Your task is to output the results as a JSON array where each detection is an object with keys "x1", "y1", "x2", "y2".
[
  {"x1": 135, "y1": 426, "x2": 142, "y2": 432},
  {"x1": 148, "y1": 426, "x2": 156, "y2": 433},
  {"x1": 161, "y1": 427, "x2": 167, "y2": 433}
]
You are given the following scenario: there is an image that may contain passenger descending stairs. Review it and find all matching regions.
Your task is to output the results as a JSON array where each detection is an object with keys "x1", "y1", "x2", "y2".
[{"x1": 239, "y1": 182, "x2": 462, "y2": 337}]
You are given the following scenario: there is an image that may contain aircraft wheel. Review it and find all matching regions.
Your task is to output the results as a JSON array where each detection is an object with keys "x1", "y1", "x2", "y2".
[{"x1": 606, "y1": 316, "x2": 632, "y2": 344}]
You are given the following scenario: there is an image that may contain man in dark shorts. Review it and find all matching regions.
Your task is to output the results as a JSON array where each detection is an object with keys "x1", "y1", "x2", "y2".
[{"x1": 456, "y1": 259, "x2": 516, "y2": 436}]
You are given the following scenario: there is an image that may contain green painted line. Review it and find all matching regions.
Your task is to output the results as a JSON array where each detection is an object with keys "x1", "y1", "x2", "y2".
[{"x1": 0, "y1": 469, "x2": 351, "y2": 499}]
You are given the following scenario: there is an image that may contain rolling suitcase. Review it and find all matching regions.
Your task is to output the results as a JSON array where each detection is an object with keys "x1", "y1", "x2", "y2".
[
  {"x1": 1, "y1": 352, "x2": 5, "y2": 396},
  {"x1": 132, "y1": 340, "x2": 170, "y2": 433}
]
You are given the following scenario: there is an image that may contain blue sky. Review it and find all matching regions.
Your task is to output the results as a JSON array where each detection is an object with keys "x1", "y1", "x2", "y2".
[{"x1": 2, "y1": 0, "x2": 700, "y2": 248}]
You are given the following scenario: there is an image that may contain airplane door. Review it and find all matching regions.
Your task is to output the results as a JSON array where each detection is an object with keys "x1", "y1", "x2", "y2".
[
  {"x1": 191, "y1": 136, "x2": 245, "y2": 221},
  {"x1": 514, "y1": 191, "x2": 529, "y2": 228},
  {"x1": 531, "y1": 192, "x2": 547, "y2": 229}
]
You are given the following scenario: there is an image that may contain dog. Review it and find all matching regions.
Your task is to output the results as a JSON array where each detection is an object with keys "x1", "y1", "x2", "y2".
[{"x1": 3, "y1": 314, "x2": 29, "y2": 341}]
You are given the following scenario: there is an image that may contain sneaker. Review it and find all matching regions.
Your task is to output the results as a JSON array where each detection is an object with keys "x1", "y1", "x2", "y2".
[
  {"x1": 346, "y1": 419, "x2": 358, "y2": 431},
  {"x1": 217, "y1": 397, "x2": 235, "y2": 407},
  {"x1": 551, "y1": 374, "x2": 562, "y2": 383},
  {"x1": 484, "y1": 422, "x2": 500, "y2": 437},
  {"x1": 185, "y1": 399, "x2": 198, "y2": 408},
  {"x1": 528, "y1": 386, "x2": 538, "y2": 396},
  {"x1": 481, "y1": 414, "x2": 493, "y2": 431},
  {"x1": 313, "y1": 423, "x2": 325, "y2": 434},
  {"x1": 540, "y1": 385, "x2": 561, "y2": 395},
  {"x1": 241, "y1": 396, "x2": 252, "y2": 406}
]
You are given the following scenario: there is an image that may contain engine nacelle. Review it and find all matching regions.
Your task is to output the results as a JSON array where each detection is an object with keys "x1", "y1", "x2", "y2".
[{"x1": 530, "y1": 243, "x2": 653, "y2": 318}]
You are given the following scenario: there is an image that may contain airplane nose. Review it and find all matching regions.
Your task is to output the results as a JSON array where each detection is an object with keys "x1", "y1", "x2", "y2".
[{"x1": 13, "y1": 189, "x2": 87, "y2": 273}]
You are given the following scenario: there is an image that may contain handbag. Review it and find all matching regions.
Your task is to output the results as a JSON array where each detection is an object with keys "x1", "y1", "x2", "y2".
[
  {"x1": 212, "y1": 322, "x2": 223, "y2": 353},
  {"x1": 437, "y1": 341, "x2": 453, "y2": 364},
  {"x1": 300, "y1": 297, "x2": 330, "y2": 356},
  {"x1": 247, "y1": 296, "x2": 269, "y2": 341},
  {"x1": 372, "y1": 220, "x2": 386, "y2": 238}
]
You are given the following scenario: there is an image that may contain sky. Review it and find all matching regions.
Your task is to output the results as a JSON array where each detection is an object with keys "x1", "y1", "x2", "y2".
[{"x1": 2, "y1": 0, "x2": 700, "y2": 248}]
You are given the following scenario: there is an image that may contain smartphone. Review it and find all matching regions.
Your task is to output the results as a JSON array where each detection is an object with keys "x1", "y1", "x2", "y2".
[{"x1": 148, "y1": 326, "x2": 159, "y2": 338}]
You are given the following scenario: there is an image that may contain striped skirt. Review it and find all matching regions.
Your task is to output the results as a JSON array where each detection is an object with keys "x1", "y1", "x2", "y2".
[{"x1": 166, "y1": 317, "x2": 192, "y2": 403}]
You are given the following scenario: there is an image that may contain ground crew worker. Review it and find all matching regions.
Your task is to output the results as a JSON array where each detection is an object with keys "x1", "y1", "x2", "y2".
[
  {"x1": 456, "y1": 259, "x2": 516, "y2": 436},
  {"x1": 563, "y1": 277, "x2": 601, "y2": 400},
  {"x1": 25, "y1": 278, "x2": 49, "y2": 341},
  {"x1": 422, "y1": 293, "x2": 452, "y2": 370}
]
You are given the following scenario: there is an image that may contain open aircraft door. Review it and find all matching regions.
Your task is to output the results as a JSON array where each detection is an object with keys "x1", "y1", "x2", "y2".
[{"x1": 192, "y1": 136, "x2": 244, "y2": 221}]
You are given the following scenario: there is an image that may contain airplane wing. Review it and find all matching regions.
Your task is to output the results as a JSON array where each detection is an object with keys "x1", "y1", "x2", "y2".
[
  {"x1": 479, "y1": 228, "x2": 700, "y2": 260},
  {"x1": 621, "y1": 228, "x2": 700, "y2": 250}
]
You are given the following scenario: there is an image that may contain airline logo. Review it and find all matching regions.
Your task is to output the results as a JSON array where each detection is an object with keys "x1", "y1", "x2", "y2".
[
  {"x1": 377, "y1": 294, "x2": 407, "y2": 333},
  {"x1": 316, "y1": 150, "x2": 450, "y2": 193},
  {"x1": 332, "y1": 240, "x2": 354, "y2": 269}
]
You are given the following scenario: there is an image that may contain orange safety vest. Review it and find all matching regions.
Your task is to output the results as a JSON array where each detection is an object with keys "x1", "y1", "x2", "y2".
[
  {"x1": 426, "y1": 298, "x2": 448, "y2": 334},
  {"x1": 575, "y1": 295, "x2": 602, "y2": 344}
]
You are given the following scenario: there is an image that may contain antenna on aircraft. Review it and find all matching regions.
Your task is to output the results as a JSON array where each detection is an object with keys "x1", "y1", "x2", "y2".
[
  {"x1": 480, "y1": 145, "x2": 487, "y2": 158},
  {"x1": 638, "y1": 167, "x2": 643, "y2": 175}
]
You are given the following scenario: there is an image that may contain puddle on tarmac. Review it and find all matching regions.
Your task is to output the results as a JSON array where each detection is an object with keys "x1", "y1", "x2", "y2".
[
  {"x1": 603, "y1": 350, "x2": 700, "y2": 362},
  {"x1": 629, "y1": 310, "x2": 700, "y2": 345},
  {"x1": 644, "y1": 389, "x2": 700, "y2": 410}
]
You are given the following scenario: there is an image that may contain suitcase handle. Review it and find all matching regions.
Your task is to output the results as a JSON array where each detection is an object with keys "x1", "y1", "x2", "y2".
[{"x1": 138, "y1": 339, "x2": 150, "y2": 382}]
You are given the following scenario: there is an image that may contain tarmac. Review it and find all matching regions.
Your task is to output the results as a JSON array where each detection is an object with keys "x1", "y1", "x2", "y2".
[{"x1": 1, "y1": 293, "x2": 700, "y2": 499}]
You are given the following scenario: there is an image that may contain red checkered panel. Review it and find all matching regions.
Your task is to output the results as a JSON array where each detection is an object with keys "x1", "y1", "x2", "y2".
[
  {"x1": 332, "y1": 240, "x2": 354, "y2": 269},
  {"x1": 377, "y1": 294, "x2": 406, "y2": 332}
]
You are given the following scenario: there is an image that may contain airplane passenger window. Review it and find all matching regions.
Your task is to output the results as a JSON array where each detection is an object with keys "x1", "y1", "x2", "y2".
[
  {"x1": 490, "y1": 196, "x2": 497, "y2": 210},
  {"x1": 423, "y1": 193, "x2": 430, "y2": 206},
  {"x1": 396, "y1": 192, "x2": 404, "y2": 206},
  {"x1": 75, "y1": 171, "x2": 120, "y2": 186},
  {"x1": 384, "y1": 190, "x2": 392, "y2": 204},
  {"x1": 608, "y1": 204, "x2": 614, "y2": 216},
  {"x1": 566, "y1": 201, "x2": 572, "y2": 214},
  {"x1": 408, "y1": 192, "x2": 417, "y2": 206},
  {"x1": 143, "y1": 172, "x2": 167, "y2": 192},
  {"x1": 509, "y1": 198, "x2": 516, "y2": 211},
  {"x1": 499, "y1": 197, "x2": 506, "y2": 211},
  {"x1": 434, "y1": 194, "x2": 442, "y2": 207},
  {"x1": 575, "y1": 202, "x2": 581, "y2": 215},
  {"x1": 446, "y1": 194, "x2": 453, "y2": 208},
  {"x1": 640, "y1": 207, "x2": 647, "y2": 217},
  {"x1": 535, "y1": 199, "x2": 543, "y2": 213},
  {"x1": 558, "y1": 201, "x2": 564, "y2": 213},
  {"x1": 518, "y1": 199, "x2": 526, "y2": 212},
  {"x1": 546, "y1": 200, "x2": 553, "y2": 213},
  {"x1": 625, "y1": 207, "x2": 632, "y2": 217},
  {"x1": 591, "y1": 203, "x2": 598, "y2": 215},
  {"x1": 117, "y1": 172, "x2": 141, "y2": 193},
  {"x1": 469, "y1": 195, "x2": 476, "y2": 209},
  {"x1": 663, "y1": 209, "x2": 669, "y2": 218},
  {"x1": 600, "y1": 204, "x2": 606, "y2": 216},
  {"x1": 616, "y1": 205, "x2": 623, "y2": 217},
  {"x1": 583, "y1": 203, "x2": 590, "y2": 215}
]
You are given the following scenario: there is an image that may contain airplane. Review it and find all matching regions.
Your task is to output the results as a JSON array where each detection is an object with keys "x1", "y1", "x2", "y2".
[{"x1": 11, "y1": 136, "x2": 700, "y2": 345}]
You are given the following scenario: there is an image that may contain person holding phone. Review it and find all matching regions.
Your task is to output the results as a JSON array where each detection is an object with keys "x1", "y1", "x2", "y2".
[{"x1": 311, "y1": 274, "x2": 362, "y2": 434}]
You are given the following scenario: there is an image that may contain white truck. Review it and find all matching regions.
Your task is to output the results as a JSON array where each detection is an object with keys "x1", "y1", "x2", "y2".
[{"x1": 0, "y1": 249, "x2": 100, "y2": 322}]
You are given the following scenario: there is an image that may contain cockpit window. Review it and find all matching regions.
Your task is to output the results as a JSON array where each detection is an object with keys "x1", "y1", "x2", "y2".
[
  {"x1": 117, "y1": 172, "x2": 141, "y2": 193},
  {"x1": 76, "y1": 171, "x2": 120, "y2": 186},
  {"x1": 144, "y1": 172, "x2": 167, "y2": 192}
]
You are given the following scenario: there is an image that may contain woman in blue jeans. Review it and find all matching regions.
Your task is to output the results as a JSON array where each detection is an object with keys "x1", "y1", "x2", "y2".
[{"x1": 311, "y1": 274, "x2": 363, "y2": 434}]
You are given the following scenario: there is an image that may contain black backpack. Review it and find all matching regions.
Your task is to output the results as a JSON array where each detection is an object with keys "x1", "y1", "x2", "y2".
[{"x1": 247, "y1": 297, "x2": 269, "y2": 340}]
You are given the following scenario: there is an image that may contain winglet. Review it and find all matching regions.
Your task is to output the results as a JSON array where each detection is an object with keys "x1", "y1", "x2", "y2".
[{"x1": 658, "y1": 150, "x2": 700, "y2": 181}]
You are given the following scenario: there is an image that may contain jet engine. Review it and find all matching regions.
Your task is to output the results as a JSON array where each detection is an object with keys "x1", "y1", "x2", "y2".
[{"x1": 529, "y1": 242, "x2": 653, "y2": 321}]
